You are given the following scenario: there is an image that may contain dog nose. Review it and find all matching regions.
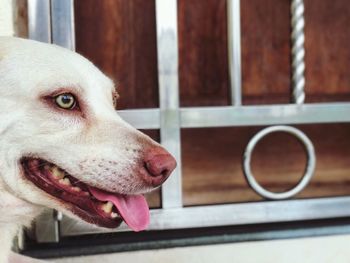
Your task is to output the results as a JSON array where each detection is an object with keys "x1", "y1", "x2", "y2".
[{"x1": 144, "y1": 147, "x2": 177, "y2": 186}]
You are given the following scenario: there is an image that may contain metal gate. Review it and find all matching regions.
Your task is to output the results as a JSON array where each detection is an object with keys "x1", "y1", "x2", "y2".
[{"x1": 28, "y1": 0, "x2": 350, "y2": 243}]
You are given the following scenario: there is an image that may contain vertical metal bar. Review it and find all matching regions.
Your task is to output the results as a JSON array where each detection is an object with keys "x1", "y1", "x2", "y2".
[
  {"x1": 155, "y1": 0, "x2": 183, "y2": 208},
  {"x1": 28, "y1": 0, "x2": 75, "y2": 243},
  {"x1": 49, "y1": 0, "x2": 76, "y2": 241},
  {"x1": 51, "y1": 0, "x2": 75, "y2": 50},
  {"x1": 34, "y1": 210, "x2": 60, "y2": 243},
  {"x1": 27, "y1": 0, "x2": 61, "y2": 244},
  {"x1": 291, "y1": 0, "x2": 306, "y2": 104},
  {"x1": 27, "y1": 0, "x2": 51, "y2": 42},
  {"x1": 227, "y1": 0, "x2": 242, "y2": 106}
]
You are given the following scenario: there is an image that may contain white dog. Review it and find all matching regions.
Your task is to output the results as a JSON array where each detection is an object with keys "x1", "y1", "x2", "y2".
[{"x1": 0, "y1": 37, "x2": 176, "y2": 262}]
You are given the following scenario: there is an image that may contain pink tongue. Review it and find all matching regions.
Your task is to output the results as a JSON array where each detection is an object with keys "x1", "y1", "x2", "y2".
[{"x1": 89, "y1": 187, "x2": 150, "y2": 232}]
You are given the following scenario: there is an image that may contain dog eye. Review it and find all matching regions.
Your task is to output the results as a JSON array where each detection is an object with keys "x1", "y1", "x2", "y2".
[{"x1": 54, "y1": 93, "x2": 77, "y2": 110}]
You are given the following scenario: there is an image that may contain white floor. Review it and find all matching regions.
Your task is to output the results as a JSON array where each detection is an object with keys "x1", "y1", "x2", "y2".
[{"x1": 52, "y1": 234, "x2": 350, "y2": 263}]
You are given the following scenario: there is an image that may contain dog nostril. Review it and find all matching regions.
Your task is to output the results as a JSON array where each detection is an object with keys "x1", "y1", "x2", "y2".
[
  {"x1": 161, "y1": 169, "x2": 169, "y2": 177},
  {"x1": 145, "y1": 160, "x2": 169, "y2": 179},
  {"x1": 144, "y1": 160, "x2": 169, "y2": 178},
  {"x1": 144, "y1": 150, "x2": 177, "y2": 180}
]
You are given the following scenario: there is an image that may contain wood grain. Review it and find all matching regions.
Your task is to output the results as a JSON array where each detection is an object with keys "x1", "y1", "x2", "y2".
[
  {"x1": 74, "y1": 0, "x2": 158, "y2": 110},
  {"x1": 178, "y1": 0, "x2": 230, "y2": 106},
  {"x1": 241, "y1": 0, "x2": 291, "y2": 104},
  {"x1": 304, "y1": 0, "x2": 350, "y2": 101}
]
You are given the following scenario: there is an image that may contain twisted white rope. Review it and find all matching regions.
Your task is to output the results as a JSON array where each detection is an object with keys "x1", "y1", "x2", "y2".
[{"x1": 291, "y1": 0, "x2": 306, "y2": 104}]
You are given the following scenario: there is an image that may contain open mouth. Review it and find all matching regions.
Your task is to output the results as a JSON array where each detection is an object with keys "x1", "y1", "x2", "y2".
[{"x1": 20, "y1": 157, "x2": 150, "y2": 231}]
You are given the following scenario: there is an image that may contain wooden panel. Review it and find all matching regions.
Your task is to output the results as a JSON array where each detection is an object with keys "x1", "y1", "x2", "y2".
[
  {"x1": 304, "y1": 0, "x2": 350, "y2": 102},
  {"x1": 182, "y1": 124, "x2": 350, "y2": 205},
  {"x1": 14, "y1": 0, "x2": 28, "y2": 38},
  {"x1": 241, "y1": 0, "x2": 291, "y2": 104},
  {"x1": 178, "y1": 0, "x2": 230, "y2": 106},
  {"x1": 74, "y1": 0, "x2": 158, "y2": 109}
]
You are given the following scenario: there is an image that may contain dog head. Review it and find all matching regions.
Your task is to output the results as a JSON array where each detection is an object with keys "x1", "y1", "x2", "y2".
[{"x1": 0, "y1": 37, "x2": 176, "y2": 231}]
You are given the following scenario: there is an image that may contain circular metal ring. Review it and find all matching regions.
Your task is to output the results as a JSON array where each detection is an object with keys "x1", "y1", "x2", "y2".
[{"x1": 243, "y1": 125, "x2": 316, "y2": 200}]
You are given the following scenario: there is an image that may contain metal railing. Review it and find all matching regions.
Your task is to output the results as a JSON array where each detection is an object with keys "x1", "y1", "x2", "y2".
[{"x1": 28, "y1": 0, "x2": 350, "y2": 242}]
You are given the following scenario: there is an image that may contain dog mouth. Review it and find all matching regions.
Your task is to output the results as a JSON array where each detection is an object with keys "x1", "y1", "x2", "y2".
[{"x1": 20, "y1": 157, "x2": 150, "y2": 231}]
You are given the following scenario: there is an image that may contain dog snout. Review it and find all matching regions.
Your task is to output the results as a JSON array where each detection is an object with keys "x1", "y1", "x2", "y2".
[{"x1": 143, "y1": 147, "x2": 177, "y2": 187}]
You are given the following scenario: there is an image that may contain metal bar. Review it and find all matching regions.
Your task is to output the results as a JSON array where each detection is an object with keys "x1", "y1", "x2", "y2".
[
  {"x1": 34, "y1": 210, "x2": 60, "y2": 243},
  {"x1": 155, "y1": 0, "x2": 183, "y2": 208},
  {"x1": 28, "y1": 0, "x2": 61, "y2": 244},
  {"x1": 49, "y1": 0, "x2": 76, "y2": 243},
  {"x1": 50, "y1": 0, "x2": 75, "y2": 50},
  {"x1": 180, "y1": 103, "x2": 350, "y2": 128},
  {"x1": 227, "y1": 0, "x2": 242, "y2": 106},
  {"x1": 27, "y1": 0, "x2": 51, "y2": 43},
  {"x1": 291, "y1": 0, "x2": 306, "y2": 104},
  {"x1": 118, "y1": 109, "x2": 160, "y2": 130},
  {"x1": 29, "y1": 0, "x2": 76, "y2": 244},
  {"x1": 117, "y1": 103, "x2": 350, "y2": 129},
  {"x1": 60, "y1": 196, "x2": 350, "y2": 236}
]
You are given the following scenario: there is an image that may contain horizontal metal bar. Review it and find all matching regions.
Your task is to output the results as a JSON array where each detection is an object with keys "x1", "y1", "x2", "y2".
[
  {"x1": 180, "y1": 103, "x2": 350, "y2": 128},
  {"x1": 117, "y1": 103, "x2": 350, "y2": 129},
  {"x1": 118, "y1": 109, "x2": 160, "y2": 129},
  {"x1": 24, "y1": 223, "x2": 350, "y2": 257},
  {"x1": 60, "y1": 196, "x2": 350, "y2": 236}
]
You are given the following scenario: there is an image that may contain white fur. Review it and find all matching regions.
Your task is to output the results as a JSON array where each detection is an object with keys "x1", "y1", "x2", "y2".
[{"x1": 0, "y1": 37, "x2": 162, "y2": 262}]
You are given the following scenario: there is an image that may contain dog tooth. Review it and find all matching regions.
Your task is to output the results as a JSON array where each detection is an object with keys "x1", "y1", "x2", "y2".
[
  {"x1": 111, "y1": 212, "x2": 119, "y2": 219},
  {"x1": 71, "y1": 186, "x2": 81, "y2": 192},
  {"x1": 101, "y1": 201, "x2": 113, "y2": 213},
  {"x1": 58, "y1": 178, "x2": 71, "y2": 186},
  {"x1": 51, "y1": 166, "x2": 65, "y2": 179}
]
